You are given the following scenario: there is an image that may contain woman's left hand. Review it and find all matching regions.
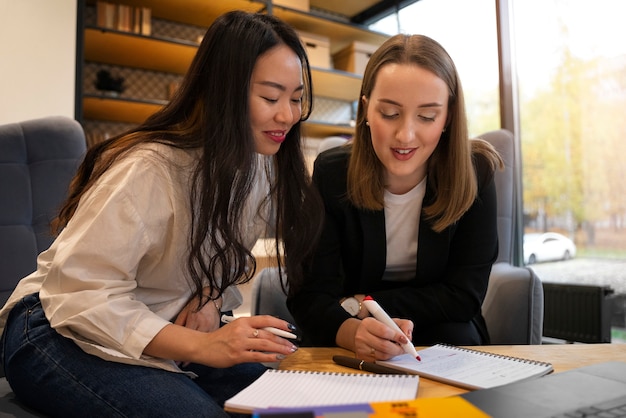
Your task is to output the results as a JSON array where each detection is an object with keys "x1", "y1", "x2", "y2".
[{"x1": 174, "y1": 289, "x2": 221, "y2": 333}]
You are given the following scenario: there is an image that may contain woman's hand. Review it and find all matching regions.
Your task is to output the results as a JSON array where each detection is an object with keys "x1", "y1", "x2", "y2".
[
  {"x1": 144, "y1": 315, "x2": 299, "y2": 368},
  {"x1": 354, "y1": 317, "x2": 414, "y2": 361},
  {"x1": 174, "y1": 288, "x2": 221, "y2": 333}
]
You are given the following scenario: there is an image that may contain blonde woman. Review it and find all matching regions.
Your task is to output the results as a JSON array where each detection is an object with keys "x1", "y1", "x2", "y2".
[{"x1": 289, "y1": 34, "x2": 503, "y2": 360}]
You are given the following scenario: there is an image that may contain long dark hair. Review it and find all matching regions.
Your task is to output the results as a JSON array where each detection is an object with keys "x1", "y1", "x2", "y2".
[{"x1": 55, "y1": 11, "x2": 322, "y2": 306}]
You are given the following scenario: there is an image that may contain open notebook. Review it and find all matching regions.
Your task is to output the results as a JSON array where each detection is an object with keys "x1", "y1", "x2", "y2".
[
  {"x1": 224, "y1": 369, "x2": 419, "y2": 414},
  {"x1": 377, "y1": 344, "x2": 553, "y2": 390}
]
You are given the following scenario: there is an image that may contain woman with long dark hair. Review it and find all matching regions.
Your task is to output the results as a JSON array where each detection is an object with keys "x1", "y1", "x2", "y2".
[{"x1": 0, "y1": 11, "x2": 321, "y2": 417}]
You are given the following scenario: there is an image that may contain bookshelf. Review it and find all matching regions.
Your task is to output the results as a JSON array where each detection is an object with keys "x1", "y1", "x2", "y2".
[{"x1": 79, "y1": 0, "x2": 389, "y2": 140}]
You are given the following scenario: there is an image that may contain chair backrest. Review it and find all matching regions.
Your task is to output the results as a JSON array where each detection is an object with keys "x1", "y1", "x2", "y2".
[
  {"x1": 478, "y1": 129, "x2": 544, "y2": 344},
  {"x1": 482, "y1": 262, "x2": 544, "y2": 344},
  {"x1": 0, "y1": 116, "x2": 86, "y2": 306},
  {"x1": 250, "y1": 267, "x2": 295, "y2": 323},
  {"x1": 478, "y1": 129, "x2": 516, "y2": 265}
]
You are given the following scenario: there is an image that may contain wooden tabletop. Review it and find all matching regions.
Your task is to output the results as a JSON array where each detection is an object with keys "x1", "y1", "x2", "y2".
[{"x1": 279, "y1": 344, "x2": 626, "y2": 398}]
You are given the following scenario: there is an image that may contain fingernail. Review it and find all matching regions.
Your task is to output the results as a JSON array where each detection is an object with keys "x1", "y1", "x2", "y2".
[
  {"x1": 287, "y1": 323, "x2": 297, "y2": 331},
  {"x1": 291, "y1": 345, "x2": 298, "y2": 352},
  {"x1": 276, "y1": 354, "x2": 287, "y2": 360}
]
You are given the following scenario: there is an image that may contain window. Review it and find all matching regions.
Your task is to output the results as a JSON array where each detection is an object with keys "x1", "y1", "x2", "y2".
[
  {"x1": 514, "y1": 0, "x2": 626, "y2": 342},
  {"x1": 370, "y1": 0, "x2": 626, "y2": 342},
  {"x1": 369, "y1": 0, "x2": 500, "y2": 137}
]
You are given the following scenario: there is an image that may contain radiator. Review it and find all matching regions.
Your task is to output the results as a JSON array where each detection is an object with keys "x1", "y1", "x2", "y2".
[{"x1": 542, "y1": 283, "x2": 614, "y2": 343}]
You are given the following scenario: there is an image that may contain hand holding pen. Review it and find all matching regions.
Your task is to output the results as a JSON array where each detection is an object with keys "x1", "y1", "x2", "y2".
[
  {"x1": 361, "y1": 296, "x2": 421, "y2": 361},
  {"x1": 221, "y1": 315, "x2": 297, "y2": 340}
]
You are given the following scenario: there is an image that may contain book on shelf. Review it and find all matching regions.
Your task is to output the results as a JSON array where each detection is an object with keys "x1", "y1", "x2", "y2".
[
  {"x1": 95, "y1": 1, "x2": 151, "y2": 36},
  {"x1": 116, "y1": 4, "x2": 132, "y2": 32},
  {"x1": 223, "y1": 369, "x2": 419, "y2": 414},
  {"x1": 140, "y1": 7, "x2": 151, "y2": 36},
  {"x1": 96, "y1": 1, "x2": 116, "y2": 30},
  {"x1": 377, "y1": 343, "x2": 554, "y2": 390}
]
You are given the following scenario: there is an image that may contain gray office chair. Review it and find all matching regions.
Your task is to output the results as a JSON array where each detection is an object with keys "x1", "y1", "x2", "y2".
[
  {"x1": 0, "y1": 116, "x2": 86, "y2": 417},
  {"x1": 251, "y1": 130, "x2": 544, "y2": 345},
  {"x1": 479, "y1": 129, "x2": 544, "y2": 345}
]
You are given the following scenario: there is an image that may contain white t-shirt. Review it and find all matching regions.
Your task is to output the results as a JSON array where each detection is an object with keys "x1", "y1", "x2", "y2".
[
  {"x1": 382, "y1": 177, "x2": 427, "y2": 282},
  {"x1": 0, "y1": 143, "x2": 273, "y2": 373}
]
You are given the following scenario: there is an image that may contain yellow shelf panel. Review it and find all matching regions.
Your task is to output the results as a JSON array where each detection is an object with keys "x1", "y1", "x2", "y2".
[
  {"x1": 304, "y1": 121, "x2": 354, "y2": 138},
  {"x1": 311, "y1": 67, "x2": 362, "y2": 101},
  {"x1": 83, "y1": 95, "x2": 165, "y2": 124},
  {"x1": 83, "y1": 96, "x2": 353, "y2": 137},
  {"x1": 84, "y1": 28, "x2": 197, "y2": 74},
  {"x1": 89, "y1": 0, "x2": 266, "y2": 28},
  {"x1": 309, "y1": 0, "x2": 381, "y2": 19},
  {"x1": 272, "y1": 7, "x2": 388, "y2": 54}
]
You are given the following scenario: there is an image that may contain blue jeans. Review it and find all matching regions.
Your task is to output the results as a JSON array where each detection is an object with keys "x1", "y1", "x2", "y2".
[{"x1": 1, "y1": 293, "x2": 266, "y2": 417}]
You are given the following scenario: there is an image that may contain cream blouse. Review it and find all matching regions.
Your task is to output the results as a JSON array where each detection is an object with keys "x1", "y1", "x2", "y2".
[{"x1": 0, "y1": 143, "x2": 273, "y2": 373}]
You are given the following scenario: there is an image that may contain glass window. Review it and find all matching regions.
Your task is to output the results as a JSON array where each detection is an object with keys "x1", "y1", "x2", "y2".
[
  {"x1": 370, "y1": 0, "x2": 626, "y2": 343},
  {"x1": 369, "y1": 0, "x2": 500, "y2": 137},
  {"x1": 514, "y1": 0, "x2": 626, "y2": 342}
]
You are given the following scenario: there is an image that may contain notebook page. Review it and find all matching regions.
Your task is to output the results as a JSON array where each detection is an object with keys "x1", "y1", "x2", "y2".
[
  {"x1": 378, "y1": 345, "x2": 553, "y2": 389},
  {"x1": 224, "y1": 369, "x2": 419, "y2": 413}
]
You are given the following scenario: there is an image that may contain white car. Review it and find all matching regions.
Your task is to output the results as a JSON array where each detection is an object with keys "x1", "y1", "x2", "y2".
[{"x1": 523, "y1": 232, "x2": 576, "y2": 265}]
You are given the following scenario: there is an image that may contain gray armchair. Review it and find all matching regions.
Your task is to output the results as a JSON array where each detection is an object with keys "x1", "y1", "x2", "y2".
[
  {"x1": 479, "y1": 129, "x2": 544, "y2": 345},
  {"x1": 0, "y1": 115, "x2": 86, "y2": 417}
]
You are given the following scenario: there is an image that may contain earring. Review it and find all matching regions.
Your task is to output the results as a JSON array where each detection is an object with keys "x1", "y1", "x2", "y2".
[
  {"x1": 442, "y1": 127, "x2": 446, "y2": 132},
  {"x1": 365, "y1": 121, "x2": 370, "y2": 126}
]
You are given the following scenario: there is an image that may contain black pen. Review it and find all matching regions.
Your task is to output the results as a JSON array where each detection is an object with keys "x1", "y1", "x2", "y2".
[{"x1": 332, "y1": 355, "x2": 407, "y2": 375}]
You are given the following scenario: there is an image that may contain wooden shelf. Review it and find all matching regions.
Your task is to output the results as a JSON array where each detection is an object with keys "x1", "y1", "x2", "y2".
[
  {"x1": 310, "y1": 67, "x2": 362, "y2": 102},
  {"x1": 272, "y1": 6, "x2": 388, "y2": 54},
  {"x1": 83, "y1": 95, "x2": 354, "y2": 137},
  {"x1": 83, "y1": 95, "x2": 166, "y2": 124},
  {"x1": 81, "y1": 1, "x2": 385, "y2": 134},
  {"x1": 88, "y1": 1, "x2": 387, "y2": 54},
  {"x1": 304, "y1": 121, "x2": 354, "y2": 138},
  {"x1": 84, "y1": 27, "x2": 197, "y2": 74},
  {"x1": 85, "y1": 27, "x2": 363, "y2": 101},
  {"x1": 309, "y1": 0, "x2": 381, "y2": 19},
  {"x1": 88, "y1": 0, "x2": 266, "y2": 28}
]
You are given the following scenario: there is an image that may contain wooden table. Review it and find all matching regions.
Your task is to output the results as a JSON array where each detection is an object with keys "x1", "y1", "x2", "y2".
[{"x1": 279, "y1": 344, "x2": 626, "y2": 398}]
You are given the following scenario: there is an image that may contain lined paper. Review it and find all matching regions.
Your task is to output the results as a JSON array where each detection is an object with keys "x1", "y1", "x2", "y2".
[
  {"x1": 378, "y1": 344, "x2": 553, "y2": 390},
  {"x1": 224, "y1": 369, "x2": 419, "y2": 413}
]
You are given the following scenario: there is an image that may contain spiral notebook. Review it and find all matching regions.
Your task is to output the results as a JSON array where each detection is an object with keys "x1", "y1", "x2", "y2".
[
  {"x1": 377, "y1": 344, "x2": 553, "y2": 390},
  {"x1": 224, "y1": 369, "x2": 419, "y2": 414}
]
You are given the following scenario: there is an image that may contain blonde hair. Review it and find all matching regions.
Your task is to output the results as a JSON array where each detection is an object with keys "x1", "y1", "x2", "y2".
[{"x1": 347, "y1": 34, "x2": 502, "y2": 232}]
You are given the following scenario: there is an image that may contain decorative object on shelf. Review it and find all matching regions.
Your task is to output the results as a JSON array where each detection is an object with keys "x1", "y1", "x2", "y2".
[
  {"x1": 333, "y1": 41, "x2": 379, "y2": 75},
  {"x1": 95, "y1": 70, "x2": 125, "y2": 97},
  {"x1": 296, "y1": 30, "x2": 331, "y2": 69}
]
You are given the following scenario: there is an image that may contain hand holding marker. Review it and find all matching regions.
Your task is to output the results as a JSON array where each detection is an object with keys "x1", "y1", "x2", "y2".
[{"x1": 361, "y1": 296, "x2": 421, "y2": 361}]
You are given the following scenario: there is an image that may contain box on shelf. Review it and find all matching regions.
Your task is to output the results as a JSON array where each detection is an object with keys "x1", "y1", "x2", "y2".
[
  {"x1": 297, "y1": 31, "x2": 331, "y2": 69},
  {"x1": 333, "y1": 41, "x2": 379, "y2": 75},
  {"x1": 273, "y1": 0, "x2": 309, "y2": 12}
]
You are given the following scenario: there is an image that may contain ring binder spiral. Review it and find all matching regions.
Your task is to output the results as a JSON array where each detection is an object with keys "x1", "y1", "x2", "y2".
[
  {"x1": 377, "y1": 343, "x2": 554, "y2": 390},
  {"x1": 224, "y1": 369, "x2": 419, "y2": 413}
]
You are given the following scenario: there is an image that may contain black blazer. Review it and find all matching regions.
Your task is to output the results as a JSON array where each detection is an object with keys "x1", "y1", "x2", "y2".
[{"x1": 288, "y1": 145, "x2": 499, "y2": 346}]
